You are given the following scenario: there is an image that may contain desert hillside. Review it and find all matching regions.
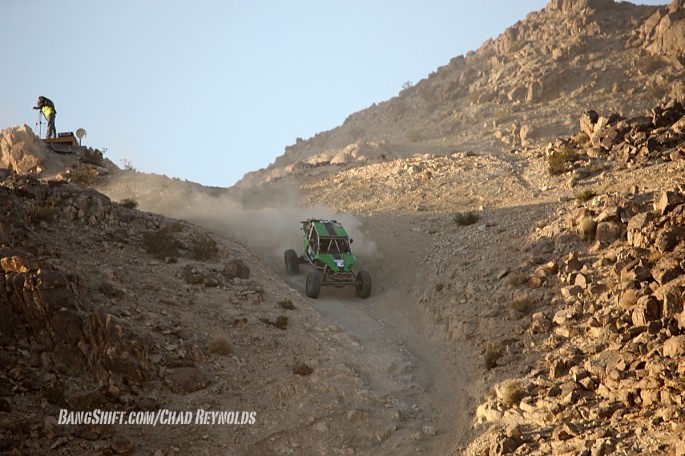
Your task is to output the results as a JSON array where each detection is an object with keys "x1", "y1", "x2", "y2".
[
  {"x1": 237, "y1": 0, "x2": 685, "y2": 187},
  {"x1": 2, "y1": 0, "x2": 685, "y2": 455}
]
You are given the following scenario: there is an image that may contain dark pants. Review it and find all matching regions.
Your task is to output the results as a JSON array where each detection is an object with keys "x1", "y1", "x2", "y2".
[{"x1": 46, "y1": 113, "x2": 56, "y2": 139}]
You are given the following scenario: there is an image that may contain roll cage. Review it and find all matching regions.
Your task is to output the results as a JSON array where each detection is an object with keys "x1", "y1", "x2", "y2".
[{"x1": 302, "y1": 220, "x2": 352, "y2": 256}]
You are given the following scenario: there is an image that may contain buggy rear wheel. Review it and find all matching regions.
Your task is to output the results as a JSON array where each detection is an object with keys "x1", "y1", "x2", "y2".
[
  {"x1": 284, "y1": 249, "x2": 299, "y2": 275},
  {"x1": 356, "y1": 270, "x2": 372, "y2": 298},
  {"x1": 306, "y1": 271, "x2": 322, "y2": 298}
]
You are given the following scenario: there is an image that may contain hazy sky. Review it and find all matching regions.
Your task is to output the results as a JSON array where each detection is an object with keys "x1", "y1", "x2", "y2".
[{"x1": 0, "y1": 1, "x2": 668, "y2": 186}]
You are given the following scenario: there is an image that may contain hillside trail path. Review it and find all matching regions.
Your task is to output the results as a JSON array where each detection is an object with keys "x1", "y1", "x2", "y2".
[
  {"x1": 281, "y1": 148, "x2": 569, "y2": 452},
  {"x1": 267, "y1": 215, "x2": 477, "y2": 454}
]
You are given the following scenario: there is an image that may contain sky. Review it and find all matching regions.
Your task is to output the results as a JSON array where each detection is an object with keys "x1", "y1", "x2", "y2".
[{"x1": 0, "y1": 1, "x2": 668, "y2": 187}]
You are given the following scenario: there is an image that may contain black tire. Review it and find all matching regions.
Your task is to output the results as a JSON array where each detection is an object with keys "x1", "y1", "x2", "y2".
[
  {"x1": 306, "y1": 271, "x2": 322, "y2": 299},
  {"x1": 356, "y1": 270, "x2": 372, "y2": 298},
  {"x1": 284, "y1": 249, "x2": 299, "y2": 275}
]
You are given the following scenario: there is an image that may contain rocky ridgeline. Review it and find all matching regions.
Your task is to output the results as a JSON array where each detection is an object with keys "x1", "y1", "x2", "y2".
[{"x1": 469, "y1": 190, "x2": 685, "y2": 450}]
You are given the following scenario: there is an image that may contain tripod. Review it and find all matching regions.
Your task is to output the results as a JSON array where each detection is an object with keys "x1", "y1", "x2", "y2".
[{"x1": 35, "y1": 110, "x2": 44, "y2": 138}]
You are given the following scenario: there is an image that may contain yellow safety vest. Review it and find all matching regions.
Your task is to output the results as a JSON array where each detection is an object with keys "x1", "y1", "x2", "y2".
[{"x1": 42, "y1": 105, "x2": 55, "y2": 117}]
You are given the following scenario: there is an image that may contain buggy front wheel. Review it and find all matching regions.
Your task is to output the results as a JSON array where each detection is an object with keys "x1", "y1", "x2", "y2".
[
  {"x1": 356, "y1": 270, "x2": 372, "y2": 298},
  {"x1": 306, "y1": 271, "x2": 322, "y2": 298},
  {"x1": 284, "y1": 249, "x2": 299, "y2": 275}
]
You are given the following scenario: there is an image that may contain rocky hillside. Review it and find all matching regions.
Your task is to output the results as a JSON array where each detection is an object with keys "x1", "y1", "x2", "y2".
[
  {"x1": 4, "y1": 1, "x2": 685, "y2": 455},
  {"x1": 238, "y1": 0, "x2": 685, "y2": 186}
]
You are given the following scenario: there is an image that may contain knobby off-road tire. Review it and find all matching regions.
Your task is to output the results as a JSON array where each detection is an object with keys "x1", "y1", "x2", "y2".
[
  {"x1": 284, "y1": 249, "x2": 299, "y2": 275},
  {"x1": 306, "y1": 271, "x2": 322, "y2": 299},
  {"x1": 356, "y1": 270, "x2": 372, "y2": 298}
]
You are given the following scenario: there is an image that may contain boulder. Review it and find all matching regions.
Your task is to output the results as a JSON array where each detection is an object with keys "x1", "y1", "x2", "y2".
[
  {"x1": 223, "y1": 259, "x2": 250, "y2": 279},
  {"x1": 595, "y1": 221, "x2": 623, "y2": 244},
  {"x1": 580, "y1": 110, "x2": 599, "y2": 137},
  {"x1": 627, "y1": 212, "x2": 654, "y2": 248},
  {"x1": 655, "y1": 279, "x2": 685, "y2": 319},
  {"x1": 89, "y1": 307, "x2": 151, "y2": 385},
  {"x1": 656, "y1": 190, "x2": 685, "y2": 215},
  {"x1": 653, "y1": 256, "x2": 683, "y2": 285},
  {"x1": 663, "y1": 335, "x2": 685, "y2": 358},
  {"x1": 164, "y1": 367, "x2": 209, "y2": 394},
  {"x1": 632, "y1": 295, "x2": 661, "y2": 326},
  {"x1": 655, "y1": 226, "x2": 685, "y2": 253},
  {"x1": 0, "y1": 125, "x2": 76, "y2": 176}
]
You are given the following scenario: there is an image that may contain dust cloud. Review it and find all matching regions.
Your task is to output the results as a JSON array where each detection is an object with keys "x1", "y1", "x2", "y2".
[{"x1": 96, "y1": 173, "x2": 379, "y2": 264}]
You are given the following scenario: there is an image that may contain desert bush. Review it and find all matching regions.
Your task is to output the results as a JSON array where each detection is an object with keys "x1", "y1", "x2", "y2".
[
  {"x1": 142, "y1": 226, "x2": 182, "y2": 259},
  {"x1": 576, "y1": 189, "x2": 597, "y2": 202},
  {"x1": 120, "y1": 159, "x2": 137, "y2": 172},
  {"x1": 208, "y1": 333, "x2": 233, "y2": 356},
  {"x1": 510, "y1": 291, "x2": 533, "y2": 314},
  {"x1": 400, "y1": 80, "x2": 413, "y2": 93},
  {"x1": 497, "y1": 379, "x2": 527, "y2": 408},
  {"x1": 80, "y1": 149, "x2": 104, "y2": 166},
  {"x1": 278, "y1": 299, "x2": 295, "y2": 310},
  {"x1": 292, "y1": 361, "x2": 313, "y2": 376},
  {"x1": 67, "y1": 166, "x2": 97, "y2": 185},
  {"x1": 453, "y1": 211, "x2": 481, "y2": 226},
  {"x1": 29, "y1": 199, "x2": 57, "y2": 224},
  {"x1": 570, "y1": 131, "x2": 590, "y2": 146},
  {"x1": 119, "y1": 198, "x2": 138, "y2": 209},
  {"x1": 189, "y1": 232, "x2": 219, "y2": 261},
  {"x1": 547, "y1": 145, "x2": 576, "y2": 176},
  {"x1": 484, "y1": 341, "x2": 502, "y2": 370}
]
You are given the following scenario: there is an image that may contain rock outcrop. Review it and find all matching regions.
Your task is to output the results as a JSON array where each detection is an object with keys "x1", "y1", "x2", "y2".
[{"x1": 0, "y1": 125, "x2": 76, "y2": 176}]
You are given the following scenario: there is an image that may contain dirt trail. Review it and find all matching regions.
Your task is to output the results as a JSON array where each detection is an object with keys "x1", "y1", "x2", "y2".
[{"x1": 265, "y1": 213, "x2": 480, "y2": 454}]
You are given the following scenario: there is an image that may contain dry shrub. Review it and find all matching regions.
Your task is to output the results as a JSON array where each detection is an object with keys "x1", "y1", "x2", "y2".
[
  {"x1": 67, "y1": 166, "x2": 98, "y2": 185},
  {"x1": 576, "y1": 189, "x2": 597, "y2": 202},
  {"x1": 547, "y1": 145, "x2": 576, "y2": 176},
  {"x1": 80, "y1": 149, "x2": 104, "y2": 166},
  {"x1": 293, "y1": 361, "x2": 313, "y2": 376},
  {"x1": 578, "y1": 217, "x2": 597, "y2": 240},
  {"x1": 189, "y1": 232, "x2": 219, "y2": 261},
  {"x1": 208, "y1": 333, "x2": 233, "y2": 356},
  {"x1": 278, "y1": 299, "x2": 295, "y2": 310},
  {"x1": 484, "y1": 341, "x2": 502, "y2": 370},
  {"x1": 453, "y1": 211, "x2": 481, "y2": 226},
  {"x1": 30, "y1": 200, "x2": 57, "y2": 224},
  {"x1": 571, "y1": 131, "x2": 590, "y2": 146},
  {"x1": 142, "y1": 226, "x2": 182, "y2": 259},
  {"x1": 510, "y1": 291, "x2": 533, "y2": 314},
  {"x1": 497, "y1": 379, "x2": 527, "y2": 408},
  {"x1": 119, "y1": 198, "x2": 138, "y2": 209}
]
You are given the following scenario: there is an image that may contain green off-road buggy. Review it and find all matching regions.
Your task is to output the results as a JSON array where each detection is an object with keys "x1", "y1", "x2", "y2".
[{"x1": 284, "y1": 219, "x2": 372, "y2": 299}]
